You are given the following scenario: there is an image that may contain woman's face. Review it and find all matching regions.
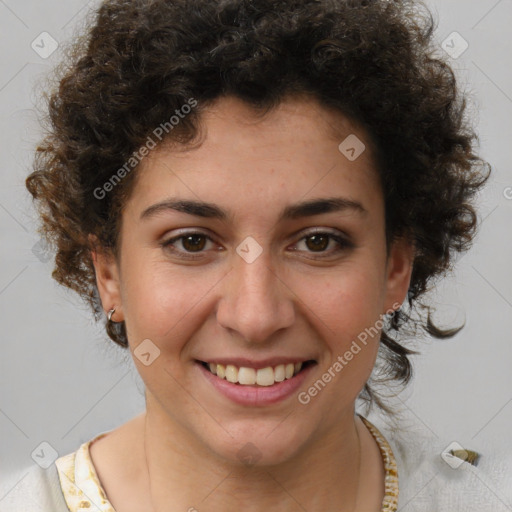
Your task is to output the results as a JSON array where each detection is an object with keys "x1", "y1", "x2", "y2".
[{"x1": 93, "y1": 95, "x2": 413, "y2": 465}]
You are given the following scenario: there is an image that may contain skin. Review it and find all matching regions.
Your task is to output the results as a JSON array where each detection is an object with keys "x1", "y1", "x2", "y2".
[{"x1": 90, "y1": 95, "x2": 414, "y2": 511}]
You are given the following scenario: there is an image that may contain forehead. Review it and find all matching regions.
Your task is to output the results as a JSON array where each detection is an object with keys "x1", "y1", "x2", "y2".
[
  {"x1": 189, "y1": 94, "x2": 378, "y2": 160},
  {"x1": 127, "y1": 95, "x2": 383, "y2": 222}
]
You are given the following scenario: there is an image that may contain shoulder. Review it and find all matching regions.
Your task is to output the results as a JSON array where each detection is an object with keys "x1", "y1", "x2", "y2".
[
  {"x1": 0, "y1": 426, "x2": 117, "y2": 512},
  {"x1": 365, "y1": 410, "x2": 512, "y2": 512},
  {"x1": 0, "y1": 463, "x2": 70, "y2": 512}
]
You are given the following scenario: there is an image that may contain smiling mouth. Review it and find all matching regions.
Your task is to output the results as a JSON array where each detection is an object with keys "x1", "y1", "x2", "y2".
[{"x1": 197, "y1": 360, "x2": 316, "y2": 386}]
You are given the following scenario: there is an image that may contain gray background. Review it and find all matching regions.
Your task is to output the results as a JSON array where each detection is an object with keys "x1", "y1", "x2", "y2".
[{"x1": 1, "y1": 0, "x2": 511, "y2": 499}]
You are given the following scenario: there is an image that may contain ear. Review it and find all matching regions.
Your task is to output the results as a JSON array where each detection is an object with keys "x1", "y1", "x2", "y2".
[
  {"x1": 89, "y1": 235, "x2": 124, "y2": 322},
  {"x1": 383, "y1": 236, "x2": 415, "y2": 314}
]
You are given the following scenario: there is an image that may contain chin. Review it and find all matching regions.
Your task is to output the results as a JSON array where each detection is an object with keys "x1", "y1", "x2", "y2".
[{"x1": 205, "y1": 418, "x2": 311, "y2": 468}]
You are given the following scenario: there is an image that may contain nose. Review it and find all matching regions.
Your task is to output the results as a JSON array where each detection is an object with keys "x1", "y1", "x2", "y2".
[{"x1": 216, "y1": 248, "x2": 295, "y2": 345}]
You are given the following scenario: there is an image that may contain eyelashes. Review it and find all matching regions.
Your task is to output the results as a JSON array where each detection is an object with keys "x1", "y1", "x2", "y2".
[{"x1": 160, "y1": 229, "x2": 355, "y2": 261}]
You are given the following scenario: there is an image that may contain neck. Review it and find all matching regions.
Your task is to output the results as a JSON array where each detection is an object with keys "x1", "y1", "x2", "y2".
[{"x1": 141, "y1": 397, "x2": 365, "y2": 512}]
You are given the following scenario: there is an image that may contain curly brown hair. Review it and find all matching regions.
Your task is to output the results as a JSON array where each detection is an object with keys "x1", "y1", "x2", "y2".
[{"x1": 26, "y1": 0, "x2": 490, "y2": 414}]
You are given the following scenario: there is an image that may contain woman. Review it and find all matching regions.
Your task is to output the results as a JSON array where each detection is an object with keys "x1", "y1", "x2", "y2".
[{"x1": 6, "y1": 0, "x2": 510, "y2": 510}]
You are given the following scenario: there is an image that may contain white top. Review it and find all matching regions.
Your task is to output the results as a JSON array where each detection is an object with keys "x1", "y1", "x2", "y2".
[{"x1": 1, "y1": 412, "x2": 511, "y2": 511}]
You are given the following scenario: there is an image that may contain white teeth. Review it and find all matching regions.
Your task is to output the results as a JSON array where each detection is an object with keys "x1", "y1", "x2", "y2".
[
  {"x1": 238, "y1": 367, "x2": 256, "y2": 385},
  {"x1": 225, "y1": 364, "x2": 238, "y2": 383},
  {"x1": 206, "y1": 361, "x2": 305, "y2": 386},
  {"x1": 274, "y1": 364, "x2": 285, "y2": 382},
  {"x1": 256, "y1": 367, "x2": 274, "y2": 386}
]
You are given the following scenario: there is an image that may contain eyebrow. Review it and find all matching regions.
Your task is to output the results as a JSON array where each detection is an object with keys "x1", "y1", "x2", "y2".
[{"x1": 140, "y1": 196, "x2": 368, "y2": 222}]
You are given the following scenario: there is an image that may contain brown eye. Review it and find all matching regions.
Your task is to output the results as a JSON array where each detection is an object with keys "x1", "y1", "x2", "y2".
[
  {"x1": 305, "y1": 234, "x2": 330, "y2": 252},
  {"x1": 292, "y1": 230, "x2": 354, "y2": 258},
  {"x1": 161, "y1": 232, "x2": 215, "y2": 259},
  {"x1": 181, "y1": 234, "x2": 207, "y2": 252}
]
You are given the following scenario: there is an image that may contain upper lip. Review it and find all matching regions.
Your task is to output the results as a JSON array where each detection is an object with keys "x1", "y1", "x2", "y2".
[{"x1": 197, "y1": 357, "x2": 316, "y2": 369}]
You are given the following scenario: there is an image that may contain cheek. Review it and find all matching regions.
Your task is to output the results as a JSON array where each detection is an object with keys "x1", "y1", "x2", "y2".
[
  {"x1": 119, "y1": 254, "x2": 219, "y2": 347},
  {"x1": 312, "y1": 265, "x2": 386, "y2": 332},
  {"x1": 302, "y1": 266, "x2": 385, "y2": 379},
  {"x1": 309, "y1": 281, "x2": 384, "y2": 403}
]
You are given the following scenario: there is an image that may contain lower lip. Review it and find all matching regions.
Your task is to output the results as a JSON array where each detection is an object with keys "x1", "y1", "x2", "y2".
[{"x1": 196, "y1": 361, "x2": 315, "y2": 407}]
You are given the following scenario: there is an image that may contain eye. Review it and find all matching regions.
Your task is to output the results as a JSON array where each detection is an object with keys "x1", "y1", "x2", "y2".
[
  {"x1": 160, "y1": 232, "x2": 217, "y2": 259},
  {"x1": 291, "y1": 230, "x2": 353, "y2": 258}
]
